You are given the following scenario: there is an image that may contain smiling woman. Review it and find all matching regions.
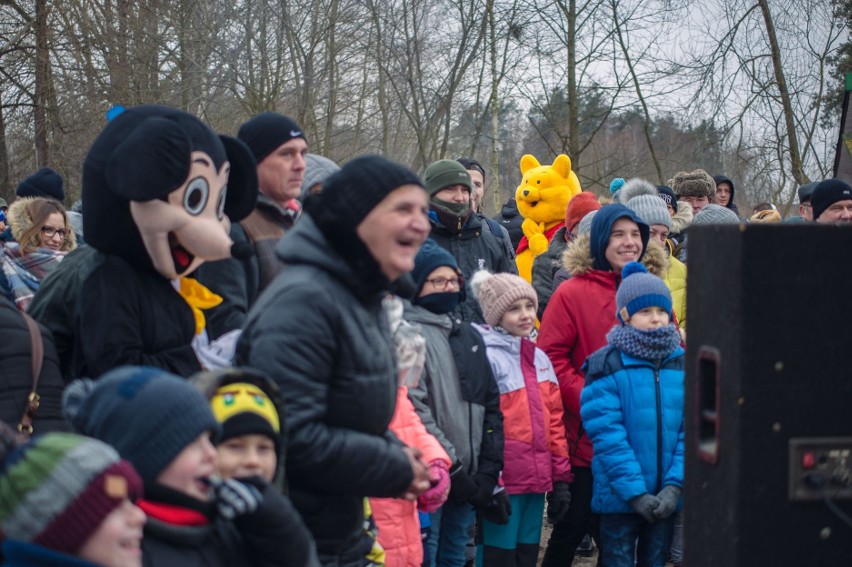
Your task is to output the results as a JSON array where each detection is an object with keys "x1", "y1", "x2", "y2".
[
  {"x1": 0, "y1": 197, "x2": 75, "y2": 311},
  {"x1": 237, "y1": 155, "x2": 434, "y2": 563}
]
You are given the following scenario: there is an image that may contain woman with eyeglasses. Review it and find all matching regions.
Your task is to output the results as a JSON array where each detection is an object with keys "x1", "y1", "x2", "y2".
[{"x1": 1, "y1": 197, "x2": 75, "y2": 310}]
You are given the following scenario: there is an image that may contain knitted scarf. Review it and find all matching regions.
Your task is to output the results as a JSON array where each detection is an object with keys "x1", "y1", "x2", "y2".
[
  {"x1": 1, "y1": 243, "x2": 66, "y2": 311},
  {"x1": 606, "y1": 323, "x2": 680, "y2": 362}
]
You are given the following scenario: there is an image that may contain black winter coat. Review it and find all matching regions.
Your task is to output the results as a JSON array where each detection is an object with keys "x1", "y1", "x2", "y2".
[
  {"x1": 28, "y1": 245, "x2": 101, "y2": 379},
  {"x1": 0, "y1": 296, "x2": 67, "y2": 434},
  {"x1": 236, "y1": 215, "x2": 413, "y2": 559},
  {"x1": 75, "y1": 255, "x2": 201, "y2": 379},
  {"x1": 493, "y1": 198, "x2": 524, "y2": 250},
  {"x1": 531, "y1": 226, "x2": 570, "y2": 320},
  {"x1": 429, "y1": 213, "x2": 518, "y2": 323}
]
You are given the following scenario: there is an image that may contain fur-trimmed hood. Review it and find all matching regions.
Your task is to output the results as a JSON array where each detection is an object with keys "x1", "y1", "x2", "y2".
[
  {"x1": 8, "y1": 197, "x2": 76, "y2": 252},
  {"x1": 561, "y1": 232, "x2": 668, "y2": 279},
  {"x1": 670, "y1": 200, "x2": 693, "y2": 235}
]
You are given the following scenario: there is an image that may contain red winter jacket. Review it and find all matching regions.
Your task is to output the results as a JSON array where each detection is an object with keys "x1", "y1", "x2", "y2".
[{"x1": 537, "y1": 234, "x2": 668, "y2": 467}]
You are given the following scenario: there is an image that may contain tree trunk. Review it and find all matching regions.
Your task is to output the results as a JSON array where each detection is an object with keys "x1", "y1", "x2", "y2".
[
  {"x1": 567, "y1": 0, "x2": 578, "y2": 162},
  {"x1": 33, "y1": 0, "x2": 49, "y2": 167},
  {"x1": 756, "y1": 0, "x2": 809, "y2": 186},
  {"x1": 488, "y1": 0, "x2": 501, "y2": 212},
  {"x1": 0, "y1": 103, "x2": 9, "y2": 196}
]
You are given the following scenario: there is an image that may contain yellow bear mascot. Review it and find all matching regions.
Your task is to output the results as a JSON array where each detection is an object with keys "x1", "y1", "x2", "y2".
[{"x1": 515, "y1": 154, "x2": 582, "y2": 282}]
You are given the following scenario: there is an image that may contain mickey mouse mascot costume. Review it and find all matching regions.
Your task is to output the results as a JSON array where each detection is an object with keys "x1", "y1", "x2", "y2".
[{"x1": 75, "y1": 105, "x2": 257, "y2": 378}]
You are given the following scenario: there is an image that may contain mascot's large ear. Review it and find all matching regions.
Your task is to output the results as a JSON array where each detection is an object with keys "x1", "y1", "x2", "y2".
[
  {"x1": 219, "y1": 135, "x2": 258, "y2": 222},
  {"x1": 106, "y1": 117, "x2": 192, "y2": 201},
  {"x1": 520, "y1": 154, "x2": 540, "y2": 175},
  {"x1": 552, "y1": 154, "x2": 572, "y2": 179}
]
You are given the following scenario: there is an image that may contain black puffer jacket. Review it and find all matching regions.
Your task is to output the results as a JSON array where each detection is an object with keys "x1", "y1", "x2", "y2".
[
  {"x1": 493, "y1": 197, "x2": 524, "y2": 250},
  {"x1": 236, "y1": 215, "x2": 413, "y2": 559},
  {"x1": 0, "y1": 295, "x2": 67, "y2": 434},
  {"x1": 429, "y1": 213, "x2": 518, "y2": 323},
  {"x1": 75, "y1": 255, "x2": 201, "y2": 379}
]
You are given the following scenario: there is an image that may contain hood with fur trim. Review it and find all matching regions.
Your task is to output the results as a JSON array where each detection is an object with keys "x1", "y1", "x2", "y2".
[
  {"x1": 670, "y1": 200, "x2": 693, "y2": 235},
  {"x1": 561, "y1": 232, "x2": 668, "y2": 279},
  {"x1": 616, "y1": 178, "x2": 659, "y2": 204},
  {"x1": 8, "y1": 197, "x2": 76, "y2": 252}
]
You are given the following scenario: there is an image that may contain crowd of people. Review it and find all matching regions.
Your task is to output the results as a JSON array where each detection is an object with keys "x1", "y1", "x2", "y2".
[{"x1": 0, "y1": 105, "x2": 851, "y2": 567}]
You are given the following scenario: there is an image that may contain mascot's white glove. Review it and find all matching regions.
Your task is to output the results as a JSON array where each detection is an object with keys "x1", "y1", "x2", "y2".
[{"x1": 193, "y1": 329, "x2": 241, "y2": 370}]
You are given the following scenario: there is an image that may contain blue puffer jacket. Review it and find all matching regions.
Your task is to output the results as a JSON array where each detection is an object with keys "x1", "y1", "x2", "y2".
[{"x1": 580, "y1": 344, "x2": 685, "y2": 515}]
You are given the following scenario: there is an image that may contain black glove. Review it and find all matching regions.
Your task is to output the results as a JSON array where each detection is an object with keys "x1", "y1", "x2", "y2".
[
  {"x1": 448, "y1": 462, "x2": 478, "y2": 504},
  {"x1": 546, "y1": 481, "x2": 572, "y2": 523},
  {"x1": 212, "y1": 477, "x2": 262, "y2": 520},
  {"x1": 469, "y1": 472, "x2": 498, "y2": 509},
  {"x1": 629, "y1": 493, "x2": 660, "y2": 523},
  {"x1": 481, "y1": 490, "x2": 512, "y2": 525},
  {"x1": 652, "y1": 485, "x2": 681, "y2": 520}
]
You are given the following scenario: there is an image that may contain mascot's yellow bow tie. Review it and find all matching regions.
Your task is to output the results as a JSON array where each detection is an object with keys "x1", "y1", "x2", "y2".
[{"x1": 178, "y1": 277, "x2": 223, "y2": 335}]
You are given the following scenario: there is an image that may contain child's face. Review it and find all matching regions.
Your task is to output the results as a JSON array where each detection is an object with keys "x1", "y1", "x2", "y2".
[
  {"x1": 157, "y1": 432, "x2": 218, "y2": 501},
  {"x1": 217, "y1": 434, "x2": 277, "y2": 482},
  {"x1": 77, "y1": 499, "x2": 146, "y2": 567},
  {"x1": 626, "y1": 306, "x2": 670, "y2": 330},
  {"x1": 500, "y1": 298, "x2": 536, "y2": 337}
]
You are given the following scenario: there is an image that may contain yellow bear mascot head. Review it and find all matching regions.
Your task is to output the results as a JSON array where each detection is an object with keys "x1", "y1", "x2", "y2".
[{"x1": 514, "y1": 154, "x2": 582, "y2": 282}]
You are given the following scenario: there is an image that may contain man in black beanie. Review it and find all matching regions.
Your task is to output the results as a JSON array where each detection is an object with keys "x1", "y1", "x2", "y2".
[
  {"x1": 195, "y1": 112, "x2": 309, "y2": 339},
  {"x1": 812, "y1": 179, "x2": 852, "y2": 224},
  {"x1": 16, "y1": 167, "x2": 65, "y2": 202}
]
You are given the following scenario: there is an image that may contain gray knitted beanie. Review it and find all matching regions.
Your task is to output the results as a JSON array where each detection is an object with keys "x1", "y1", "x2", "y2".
[
  {"x1": 692, "y1": 204, "x2": 740, "y2": 225},
  {"x1": 627, "y1": 194, "x2": 671, "y2": 230}
]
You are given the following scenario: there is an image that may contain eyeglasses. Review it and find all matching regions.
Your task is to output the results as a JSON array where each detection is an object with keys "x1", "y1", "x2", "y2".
[
  {"x1": 424, "y1": 276, "x2": 461, "y2": 291},
  {"x1": 800, "y1": 202, "x2": 812, "y2": 209},
  {"x1": 41, "y1": 226, "x2": 69, "y2": 240}
]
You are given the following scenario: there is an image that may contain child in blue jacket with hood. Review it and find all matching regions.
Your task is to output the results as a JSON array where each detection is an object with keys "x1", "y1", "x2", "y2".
[{"x1": 579, "y1": 262, "x2": 684, "y2": 567}]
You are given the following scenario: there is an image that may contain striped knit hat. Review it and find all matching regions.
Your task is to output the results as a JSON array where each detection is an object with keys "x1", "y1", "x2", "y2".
[{"x1": 0, "y1": 432, "x2": 142, "y2": 554}]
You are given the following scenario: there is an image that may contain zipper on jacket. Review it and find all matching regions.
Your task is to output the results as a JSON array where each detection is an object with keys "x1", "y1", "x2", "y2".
[
  {"x1": 469, "y1": 402, "x2": 475, "y2": 475},
  {"x1": 654, "y1": 360, "x2": 663, "y2": 493}
]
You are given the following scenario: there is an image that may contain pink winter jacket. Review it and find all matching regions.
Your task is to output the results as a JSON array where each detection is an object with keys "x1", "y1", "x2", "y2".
[{"x1": 371, "y1": 386, "x2": 451, "y2": 567}]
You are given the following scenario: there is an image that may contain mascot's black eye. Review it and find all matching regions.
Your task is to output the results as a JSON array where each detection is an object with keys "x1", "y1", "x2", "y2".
[
  {"x1": 216, "y1": 186, "x2": 227, "y2": 220},
  {"x1": 184, "y1": 177, "x2": 209, "y2": 216}
]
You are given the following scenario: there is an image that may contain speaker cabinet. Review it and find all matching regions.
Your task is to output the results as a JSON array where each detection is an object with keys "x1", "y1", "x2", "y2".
[{"x1": 684, "y1": 224, "x2": 852, "y2": 566}]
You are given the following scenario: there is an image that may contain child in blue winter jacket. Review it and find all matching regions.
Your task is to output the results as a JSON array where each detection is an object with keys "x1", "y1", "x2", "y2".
[{"x1": 580, "y1": 262, "x2": 684, "y2": 567}]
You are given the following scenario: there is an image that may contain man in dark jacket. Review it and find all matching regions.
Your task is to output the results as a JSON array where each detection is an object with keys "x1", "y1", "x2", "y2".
[
  {"x1": 494, "y1": 196, "x2": 524, "y2": 250},
  {"x1": 457, "y1": 156, "x2": 516, "y2": 263},
  {"x1": 423, "y1": 159, "x2": 517, "y2": 323},
  {"x1": 196, "y1": 112, "x2": 308, "y2": 339},
  {"x1": 236, "y1": 156, "x2": 432, "y2": 566},
  {"x1": 713, "y1": 174, "x2": 741, "y2": 218}
]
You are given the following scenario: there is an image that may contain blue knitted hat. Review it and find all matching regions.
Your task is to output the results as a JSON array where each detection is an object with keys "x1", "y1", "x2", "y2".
[
  {"x1": 62, "y1": 366, "x2": 220, "y2": 485},
  {"x1": 411, "y1": 239, "x2": 460, "y2": 295},
  {"x1": 615, "y1": 262, "x2": 672, "y2": 324}
]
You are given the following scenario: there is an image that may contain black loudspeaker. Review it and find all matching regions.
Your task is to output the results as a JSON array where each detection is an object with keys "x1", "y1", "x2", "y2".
[{"x1": 684, "y1": 224, "x2": 852, "y2": 566}]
